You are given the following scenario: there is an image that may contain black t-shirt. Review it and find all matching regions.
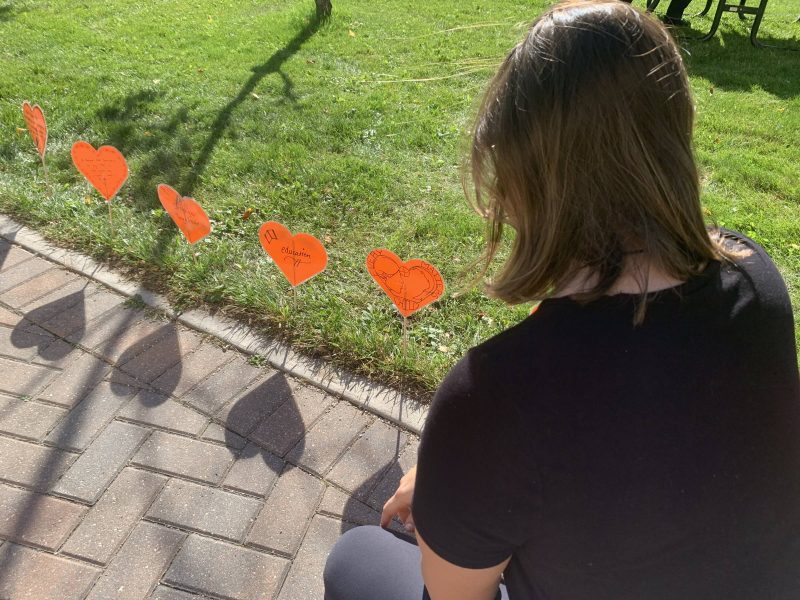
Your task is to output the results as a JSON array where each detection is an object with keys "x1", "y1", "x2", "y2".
[{"x1": 414, "y1": 231, "x2": 800, "y2": 599}]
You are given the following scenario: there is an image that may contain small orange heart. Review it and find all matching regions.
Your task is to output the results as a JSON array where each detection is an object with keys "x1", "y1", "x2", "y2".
[
  {"x1": 22, "y1": 102, "x2": 47, "y2": 159},
  {"x1": 259, "y1": 222, "x2": 328, "y2": 287},
  {"x1": 156, "y1": 184, "x2": 212, "y2": 245},
  {"x1": 367, "y1": 249, "x2": 445, "y2": 317},
  {"x1": 71, "y1": 141, "x2": 129, "y2": 202}
]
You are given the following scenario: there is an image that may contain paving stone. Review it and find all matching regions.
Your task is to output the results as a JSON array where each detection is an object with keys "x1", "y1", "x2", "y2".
[
  {"x1": 184, "y1": 355, "x2": 263, "y2": 415},
  {"x1": 52, "y1": 420, "x2": 150, "y2": 503},
  {"x1": 369, "y1": 438, "x2": 420, "y2": 510},
  {"x1": 201, "y1": 421, "x2": 246, "y2": 449},
  {"x1": 147, "y1": 478, "x2": 262, "y2": 542},
  {"x1": 0, "y1": 541, "x2": 100, "y2": 600},
  {"x1": 222, "y1": 442, "x2": 284, "y2": 497},
  {"x1": 92, "y1": 314, "x2": 169, "y2": 364},
  {"x1": 0, "y1": 356, "x2": 58, "y2": 397},
  {"x1": 215, "y1": 370, "x2": 294, "y2": 438},
  {"x1": 46, "y1": 288, "x2": 125, "y2": 339},
  {"x1": 45, "y1": 381, "x2": 136, "y2": 451},
  {"x1": 132, "y1": 430, "x2": 235, "y2": 484},
  {"x1": 21, "y1": 277, "x2": 92, "y2": 316},
  {"x1": 119, "y1": 390, "x2": 208, "y2": 435},
  {"x1": 37, "y1": 350, "x2": 111, "y2": 408},
  {"x1": 247, "y1": 466, "x2": 325, "y2": 555},
  {"x1": 118, "y1": 325, "x2": 202, "y2": 385},
  {"x1": 0, "y1": 321, "x2": 55, "y2": 361},
  {"x1": 149, "y1": 586, "x2": 203, "y2": 600},
  {"x1": 62, "y1": 467, "x2": 167, "y2": 564},
  {"x1": 0, "y1": 256, "x2": 53, "y2": 294},
  {"x1": 86, "y1": 521, "x2": 186, "y2": 600},
  {"x1": 249, "y1": 385, "x2": 333, "y2": 458},
  {"x1": 0, "y1": 434, "x2": 77, "y2": 491},
  {"x1": 328, "y1": 420, "x2": 409, "y2": 500},
  {"x1": 318, "y1": 485, "x2": 381, "y2": 526},
  {"x1": 0, "y1": 268, "x2": 77, "y2": 309},
  {"x1": 277, "y1": 515, "x2": 343, "y2": 600},
  {"x1": 0, "y1": 395, "x2": 67, "y2": 441},
  {"x1": 287, "y1": 401, "x2": 372, "y2": 476},
  {"x1": 70, "y1": 303, "x2": 143, "y2": 347},
  {"x1": 164, "y1": 534, "x2": 289, "y2": 600},
  {"x1": 0, "y1": 482, "x2": 88, "y2": 549},
  {"x1": 152, "y1": 340, "x2": 233, "y2": 398},
  {"x1": 0, "y1": 305, "x2": 23, "y2": 326},
  {"x1": 31, "y1": 337, "x2": 79, "y2": 368},
  {"x1": 0, "y1": 242, "x2": 34, "y2": 272}
]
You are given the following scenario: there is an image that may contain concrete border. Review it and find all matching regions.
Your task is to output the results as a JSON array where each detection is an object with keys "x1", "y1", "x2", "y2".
[{"x1": 0, "y1": 214, "x2": 428, "y2": 434}]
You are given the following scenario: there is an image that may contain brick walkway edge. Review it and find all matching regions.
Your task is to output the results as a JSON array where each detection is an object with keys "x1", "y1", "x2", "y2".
[{"x1": 0, "y1": 214, "x2": 425, "y2": 600}]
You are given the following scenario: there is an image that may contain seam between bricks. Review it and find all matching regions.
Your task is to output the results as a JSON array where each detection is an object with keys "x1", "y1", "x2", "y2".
[{"x1": 67, "y1": 465, "x2": 173, "y2": 569}]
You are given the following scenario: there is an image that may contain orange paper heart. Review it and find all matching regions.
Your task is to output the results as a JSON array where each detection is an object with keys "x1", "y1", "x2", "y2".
[
  {"x1": 22, "y1": 102, "x2": 47, "y2": 160},
  {"x1": 71, "y1": 141, "x2": 129, "y2": 202},
  {"x1": 259, "y1": 221, "x2": 328, "y2": 287},
  {"x1": 367, "y1": 249, "x2": 445, "y2": 317},
  {"x1": 157, "y1": 184, "x2": 211, "y2": 244}
]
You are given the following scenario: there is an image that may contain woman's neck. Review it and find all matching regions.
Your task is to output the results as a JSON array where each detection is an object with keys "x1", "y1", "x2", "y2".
[{"x1": 553, "y1": 256, "x2": 686, "y2": 298}]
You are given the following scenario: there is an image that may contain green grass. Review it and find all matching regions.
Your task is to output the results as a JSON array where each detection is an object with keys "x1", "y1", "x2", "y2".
[{"x1": 1, "y1": 0, "x2": 798, "y2": 395}]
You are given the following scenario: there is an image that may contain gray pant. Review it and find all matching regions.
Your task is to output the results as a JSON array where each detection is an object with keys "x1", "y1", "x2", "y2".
[{"x1": 324, "y1": 525, "x2": 509, "y2": 600}]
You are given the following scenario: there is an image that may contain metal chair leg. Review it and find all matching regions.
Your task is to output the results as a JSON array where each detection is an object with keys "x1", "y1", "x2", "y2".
[
  {"x1": 700, "y1": 0, "x2": 727, "y2": 40},
  {"x1": 697, "y1": 0, "x2": 715, "y2": 17},
  {"x1": 646, "y1": 0, "x2": 661, "y2": 12}
]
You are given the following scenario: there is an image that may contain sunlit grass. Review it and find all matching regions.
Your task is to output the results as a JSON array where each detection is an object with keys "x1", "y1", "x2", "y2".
[{"x1": 1, "y1": 0, "x2": 798, "y2": 394}]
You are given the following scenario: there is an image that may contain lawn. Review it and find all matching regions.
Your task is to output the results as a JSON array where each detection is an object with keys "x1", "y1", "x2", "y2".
[{"x1": 1, "y1": 0, "x2": 798, "y2": 395}]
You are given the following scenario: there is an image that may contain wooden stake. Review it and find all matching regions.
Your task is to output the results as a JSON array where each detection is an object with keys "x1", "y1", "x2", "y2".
[
  {"x1": 402, "y1": 316, "x2": 409, "y2": 356},
  {"x1": 107, "y1": 202, "x2": 114, "y2": 236}
]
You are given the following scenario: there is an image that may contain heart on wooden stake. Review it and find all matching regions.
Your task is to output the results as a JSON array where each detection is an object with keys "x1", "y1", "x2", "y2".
[
  {"x1": 21, "y1": 102, "x2": 47, "y2": 160},
  {"x1": 259, "y1": 221, "x2": 328, "y2": 287},
  {"x1": 366, "y1": 249, "x2": 445, "y2": 317},
  {"x1": 71, "y1": 141, "x2": 129, "y2": 201},
  {"x1": 157, "y1": 184, "x2": 211, "y2": 244}
]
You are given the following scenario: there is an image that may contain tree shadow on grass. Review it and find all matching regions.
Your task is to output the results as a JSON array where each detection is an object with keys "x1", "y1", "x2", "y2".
[
  {"x1": 679, "y1": 19, "x2": 800, "y2": 98},
  {"x1": 88, "y1": 11, "x2": 326, "y2": 262},
  {"x1": 0, "y1": 4, "x2": 19, "y2": 23}
]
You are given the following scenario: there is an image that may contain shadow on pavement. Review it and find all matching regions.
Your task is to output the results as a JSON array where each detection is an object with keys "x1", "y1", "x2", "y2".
[
  {"x1": 223, "y1": 371, "x2": 301, "y2": 471},
  {"x1": 111, "y1": 323, "x2": 182, "y2": 398}
]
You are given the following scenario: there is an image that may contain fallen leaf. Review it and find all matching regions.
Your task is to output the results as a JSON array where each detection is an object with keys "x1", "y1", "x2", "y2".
[
  {"x1": 197, "y1": 68, "x2": 206, "y2": 74},
  {"x1": 242, "y1": 207, "x2": 254, "y2": 221},
  {"x1": 323, "y1": 234, "x2": 333, "y2": 243},
  {"x1": 348, "y1": 29, "x2": 356, "y2": 37},
  {"x1": 83, "y1": 196, "x2": 93, "y2": 205},
  {"x1": 250, "y1": 92, "x2": 260, "y2": 100},
  {"x1": 16, "y1": 127, "x2": 25, "y2": 135},
  {"x1": 143, "y1": 131, "x2": 153, "y2": 137}
]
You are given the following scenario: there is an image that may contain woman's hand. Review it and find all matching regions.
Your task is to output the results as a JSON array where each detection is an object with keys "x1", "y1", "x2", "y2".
[{"x1": 380, "y1": 464, "x2": 418, "y2": 533}]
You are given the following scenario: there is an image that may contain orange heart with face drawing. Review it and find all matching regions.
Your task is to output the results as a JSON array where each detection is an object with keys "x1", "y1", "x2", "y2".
[
  {"x1": 259, "y1": 221, "x2": 328, "y2": 287},
  {"x1": 22, "y1": 102, "x2": 47, "y2": 159},
  {"x1": 366, "y1": 249, "x2": 445, "y2": 317},
  {"x1": 71, "y1": 141, "x2": 129, "y2": 202},
  {"x1": 156, "y1": 184, "x2": 211, "y2": 244}
]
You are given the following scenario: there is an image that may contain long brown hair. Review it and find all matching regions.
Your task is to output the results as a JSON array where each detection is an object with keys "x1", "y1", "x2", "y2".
[{"x1": 467, "y1": 0, "x2": 723, "y2": 322}]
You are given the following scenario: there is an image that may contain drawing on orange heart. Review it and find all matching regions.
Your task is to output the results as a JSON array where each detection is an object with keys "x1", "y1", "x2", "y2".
[
  {"x1": 21, "y1": 102, "x2": 47, "y2": 162},
  {"x1": 258, "y1": 221, "x2": 328, "y2": 287},
  {"x1": 366, "y1": 249, "x2": 445, "y2": 318},
  {"x1": 71, "y1": 141, "x2": 129, "y2": 202},
  {"x1": 157, "y1": 184, "x2": 211, "y2": 245}
]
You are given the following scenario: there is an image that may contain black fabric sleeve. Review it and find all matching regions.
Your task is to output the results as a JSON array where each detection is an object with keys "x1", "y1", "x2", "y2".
[{"x1": 412, "y1": 348, "x2": 540, "y2": 569}]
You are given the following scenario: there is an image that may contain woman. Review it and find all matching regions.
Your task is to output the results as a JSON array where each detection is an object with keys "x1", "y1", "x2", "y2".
[{"x1": 324, "y1": 1, "x2": 800, "y2": 598}]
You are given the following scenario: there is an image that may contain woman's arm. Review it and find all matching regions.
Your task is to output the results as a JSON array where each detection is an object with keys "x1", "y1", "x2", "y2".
[
  {"x1": 381, "y1": 465, "x2": 510, "y2": 600},
  {"x1": 418, "y1": 530, "x2": 510, "y2": 600}
]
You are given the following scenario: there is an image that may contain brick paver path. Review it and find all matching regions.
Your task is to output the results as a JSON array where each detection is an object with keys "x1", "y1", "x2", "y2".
[{"x1": 0, "y1": 238, "x2": 418, "y2": 599}]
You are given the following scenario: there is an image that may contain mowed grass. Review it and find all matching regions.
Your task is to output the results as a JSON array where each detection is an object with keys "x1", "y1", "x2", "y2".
[{"x1": 0, "y1": 0, "x2": 798, "y2": 395}]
